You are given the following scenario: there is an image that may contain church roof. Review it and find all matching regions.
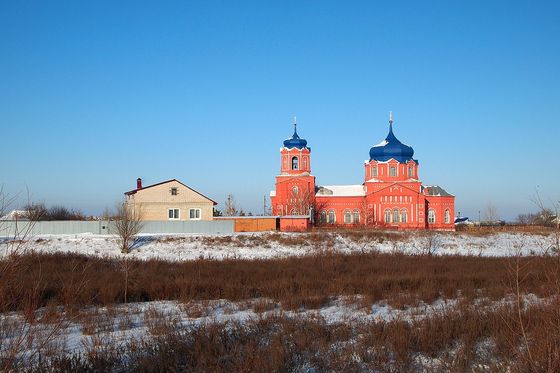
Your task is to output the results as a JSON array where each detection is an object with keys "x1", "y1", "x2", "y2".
[
  {"x1": 283, "y1": 118, "x2": 309, "y2": 150},
  {"x1": 316, "y1": 185, "x2": 365, "y2": 197},
  {"x1": 423, "y1": 185, "x2": 453, "y2": 197},
  {"x1": 369, "y1": 113, "x2": 416, "y2": 163}
]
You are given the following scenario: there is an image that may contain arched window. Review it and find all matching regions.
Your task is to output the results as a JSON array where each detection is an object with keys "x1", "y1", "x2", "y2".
[
  {"x1": 344, "y1": 210, "x2": 352, "y2": 224},
  {"x1": 408, "y1": 166, "x2": 413, "y2": 178},
  {"x1": 372, "y1": 166, "x2": 378, "y2": 178},
  {"x1": 445, "y1": 209, "x2": 450, "y2": 224},
  {"x1": 393, "y1": 209, "x2": 400, "y2": 223},
  {"x1": 384, "y1": 210, "x2": 391, "y2": 223},
  {"x1": 353, "y1": 209, "x2": 360, "y2": 224},
  {"x1": 389, "y1": 166, "x2": 397, "y2": 177},
  {"x1": 401, "y1": 209, "x2": 408, "y2": 223},
  {"x1": 292, "y1": 186, "x2": 299, "y2": 196},
  {"x1": 328, "y1": 210, "x2": 336, "y2": 224},
  {"x1": 320, "y1": 211, "x2": 327, "y2": 224},
  {"x1": 428, "y1": 209, "x2": 436, "y2": 224},
  {"x1": 291, "y1": 156, "x2": 299, "y2": 170}
]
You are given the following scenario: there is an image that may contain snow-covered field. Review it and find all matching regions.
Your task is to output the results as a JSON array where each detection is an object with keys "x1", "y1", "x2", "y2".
[
  {"x1": 1, "y1": 294, "x2": 544, "y2": 359},
  {"x1": 1, "y1": 231, "x2": 556, "y2": 260}
]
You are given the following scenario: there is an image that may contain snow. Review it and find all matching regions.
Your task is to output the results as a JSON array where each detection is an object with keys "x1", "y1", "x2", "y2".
[
  {"x1": 0, "y1": 294, "x2": 546, "y2": 359},
  {"x1": 0, "y1": 231, "x2": 556, "y2": 261},
  {"x1": 316, "y1": 185, "x2": 366, "y2": 197},
  {"x1": 372, "y1": 139, "x2": 388, "y2": 148}
]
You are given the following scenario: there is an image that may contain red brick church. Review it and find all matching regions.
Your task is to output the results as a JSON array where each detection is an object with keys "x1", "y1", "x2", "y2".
[{"x1": 270, "y1": 113, "x2": 455, "y2": 230}]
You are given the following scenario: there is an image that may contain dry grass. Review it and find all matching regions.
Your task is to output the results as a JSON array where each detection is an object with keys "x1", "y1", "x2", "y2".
[{"x1": 0, "y1": 251, "x2": 556, "y2": 313}]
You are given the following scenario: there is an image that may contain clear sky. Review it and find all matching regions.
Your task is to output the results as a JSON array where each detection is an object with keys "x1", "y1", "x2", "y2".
[{"x1": 1, "y1": 0, "x2": 559, "y2": 220}]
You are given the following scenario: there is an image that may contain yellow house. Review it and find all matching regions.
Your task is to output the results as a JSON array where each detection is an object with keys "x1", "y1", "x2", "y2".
[{"x1": 124, "y1": 178, "x2": 216, "y2": 221}]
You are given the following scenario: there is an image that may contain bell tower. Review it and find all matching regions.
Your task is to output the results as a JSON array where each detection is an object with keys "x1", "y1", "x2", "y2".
[{"x1": 270, "y1": 117, "x2": 316, "y2": 216}]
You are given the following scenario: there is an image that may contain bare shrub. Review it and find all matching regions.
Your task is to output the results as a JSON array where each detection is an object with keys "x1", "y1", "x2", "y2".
[{"x1": 110, "y1": 203, "x2": 143, "y2": 254}]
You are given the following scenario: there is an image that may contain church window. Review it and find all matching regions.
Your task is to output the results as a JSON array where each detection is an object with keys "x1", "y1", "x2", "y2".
[
  {"x1": 372, "y1": 166, "x2": 378, "y2": 178},
  {"x1": 384, "y1": 210, "x2": 391, "y2": 223},
  {"x1": 428, "y1": 209, "x2": 436, "y2": 224},
  {"x1": 328, "y1": 210, "x2": 336, "y2": 224},
  {"x1": 353, "y1": 209, "x2": 360, "y2": 224},
  {"x1": 291, "y1": 156, "x2": 299, "y2": 170},
  {"x1": 393, "y1": 209, "x2": 400, "y2": 223},
  {"x1": 320, "y1": 211, "x2": 327, "y2": 224},
  {"x1": 390, "y1": 166, "x2": 396, "y2": 177},
  {"x1": 445, "y1": 209, "x2": 450, "y2": 224},
  {"x1": 401, "y1": 209, "x2": 408, "y2": 223},
  {"x1": 292, "y1": 186, "x2": 299, "y2": 196},
  {"x1": 344, "y1": 210, "x2": 352, "y2": 224},
  {"x1": 408, "y1": 166, "x2": 413, "y2": 178}
]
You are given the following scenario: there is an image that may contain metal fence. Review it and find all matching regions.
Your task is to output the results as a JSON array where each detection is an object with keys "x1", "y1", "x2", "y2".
[{"x1": 0, "y1": 220, "x2": 234, "y2": 237}]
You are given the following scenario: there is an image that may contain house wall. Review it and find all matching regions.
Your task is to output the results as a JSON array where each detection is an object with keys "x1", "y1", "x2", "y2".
[{"x1": 126, "y1": 180, "x2": 214, "y2": 221}]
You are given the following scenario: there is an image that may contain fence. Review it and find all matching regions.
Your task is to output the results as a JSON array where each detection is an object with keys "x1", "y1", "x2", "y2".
[{"x1": 0, "y1": 220, "x2": 234, "y2": 237}]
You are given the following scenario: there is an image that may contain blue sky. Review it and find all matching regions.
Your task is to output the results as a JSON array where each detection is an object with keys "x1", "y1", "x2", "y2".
[{"x1": 1, "y1": 0, "x2": 559, "y2": 220}]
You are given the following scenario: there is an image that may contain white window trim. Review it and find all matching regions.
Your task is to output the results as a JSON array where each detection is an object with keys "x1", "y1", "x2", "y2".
[
  {"x1": 328, "y1": 210, "x2": 336, "y2": 224},
  {"x1": 189, "y1": 208, "x2": 202, "y2": 220},
  {"x1": 344, "y1": 209, "x2": 352, "y2": 224},
  {"x1": 428, "y1": 209, "x2": 436, "y2": 224},
  {"x1": 168, "y1": 208, "x2": 180, "y2": 220}
]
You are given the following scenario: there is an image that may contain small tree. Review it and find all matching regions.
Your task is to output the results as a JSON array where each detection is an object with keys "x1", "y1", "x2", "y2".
[
  {"x1": 111, "y1": 203, "x2": 143, "y2": 254},
  {"x1": 224, "y1": 194, "x2": 238, "y2": 216}
]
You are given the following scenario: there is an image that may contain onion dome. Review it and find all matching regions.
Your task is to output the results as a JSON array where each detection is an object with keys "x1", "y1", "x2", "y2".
[
  {"x1": 283, "y1": 117, "x2": 309, "y2": 150},
  {"x1": 369, "y1": 112, "x2": 415, "y2": 163}
]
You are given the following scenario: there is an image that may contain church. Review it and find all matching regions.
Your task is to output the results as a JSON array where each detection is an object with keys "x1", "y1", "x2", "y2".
[{"x1": 270, "y1": 114, "x2": 455, "y2": 230}]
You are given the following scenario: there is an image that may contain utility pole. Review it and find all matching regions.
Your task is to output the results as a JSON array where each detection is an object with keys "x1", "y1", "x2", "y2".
[{"x1": 263, "y1": 195, "x2": 267, "y2": 216}]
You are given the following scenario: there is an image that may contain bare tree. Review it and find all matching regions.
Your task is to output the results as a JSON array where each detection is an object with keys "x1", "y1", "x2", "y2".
[
  {"x1": 483, "y1": 202, "x2": 500, "y2": 222},
  {"x1": 286, "y1": 186, "x2": 315, "y2": 216},
  {"x1": 224, "y1": 194, "x2": 238, "y2": 216},
  {"x1": 110, "y1": 203, "x2": 143, "y2": 254}
]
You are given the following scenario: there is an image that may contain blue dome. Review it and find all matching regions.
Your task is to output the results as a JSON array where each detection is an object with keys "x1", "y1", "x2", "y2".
[
  {"x1": 369, "y1": 123, "x2": 415, "y2": 163},
  {"x1": 283, "y1": 127, "x2": 308, "y2": 150}
]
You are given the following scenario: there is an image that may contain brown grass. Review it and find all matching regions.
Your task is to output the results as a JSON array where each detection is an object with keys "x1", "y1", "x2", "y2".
[{"x1": 0, "y1": 251, "x2": 555, "y2": 313}]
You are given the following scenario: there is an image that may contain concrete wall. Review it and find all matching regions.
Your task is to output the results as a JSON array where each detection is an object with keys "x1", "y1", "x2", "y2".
[{"x1": 0, "y1": 220, "x2": 233, "y2": 237}]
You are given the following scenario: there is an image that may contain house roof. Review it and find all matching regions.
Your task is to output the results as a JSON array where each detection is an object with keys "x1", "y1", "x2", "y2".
[{"x1": 124, "y1": 179, "x2": 218, "y2": 205}]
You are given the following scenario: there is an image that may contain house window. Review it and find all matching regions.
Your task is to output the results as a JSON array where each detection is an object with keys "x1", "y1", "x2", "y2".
[
  {"x1": 328, "y1": 210, "x2": 335, "y2": 224},
  {"x1": 428, "y1": 209, "x2": 436, "y2": 224},
  {"x1": 401, "y1": 209, "x2": 408, "y2": 223},
  {"x1": 320, "y1": 211, "x2": 327, "y2": 224},
  {"x1": 292, "y1": 156, "x2": 299, "y2": 170},
  {"x1": 390, "y1": 166, "x2": 396, "y2": 177},
  {"x1": 189, "y1": 208, "x2": 201, "y2": 220},
  {"x1": 168, "y1": 208, "x2": 180, "y2": 220},
  {"x1": 384, "y1": 210, "x2": 391, "y2": 223},
  {"x1": 445, "y1": 209, "x2": 450, "y2": 224},
  {"x1": 353, "y1": 209, "x2": 360, "y2": 224},
  {"x1": 372, "y1": 166, "x2": 378, "y2": 178},
  {"x1": 170, "y1": 187, "x2": 178, "y2": 196},
  {"x1": 393, "y1": 209, "x2": 400, "y2": 223},
  {"x1": 408, "y1": 166, "x2": 413, "y2": 178},
  {"x1": 344, "y1": 210, "x2": 352, "y2": 224}
]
